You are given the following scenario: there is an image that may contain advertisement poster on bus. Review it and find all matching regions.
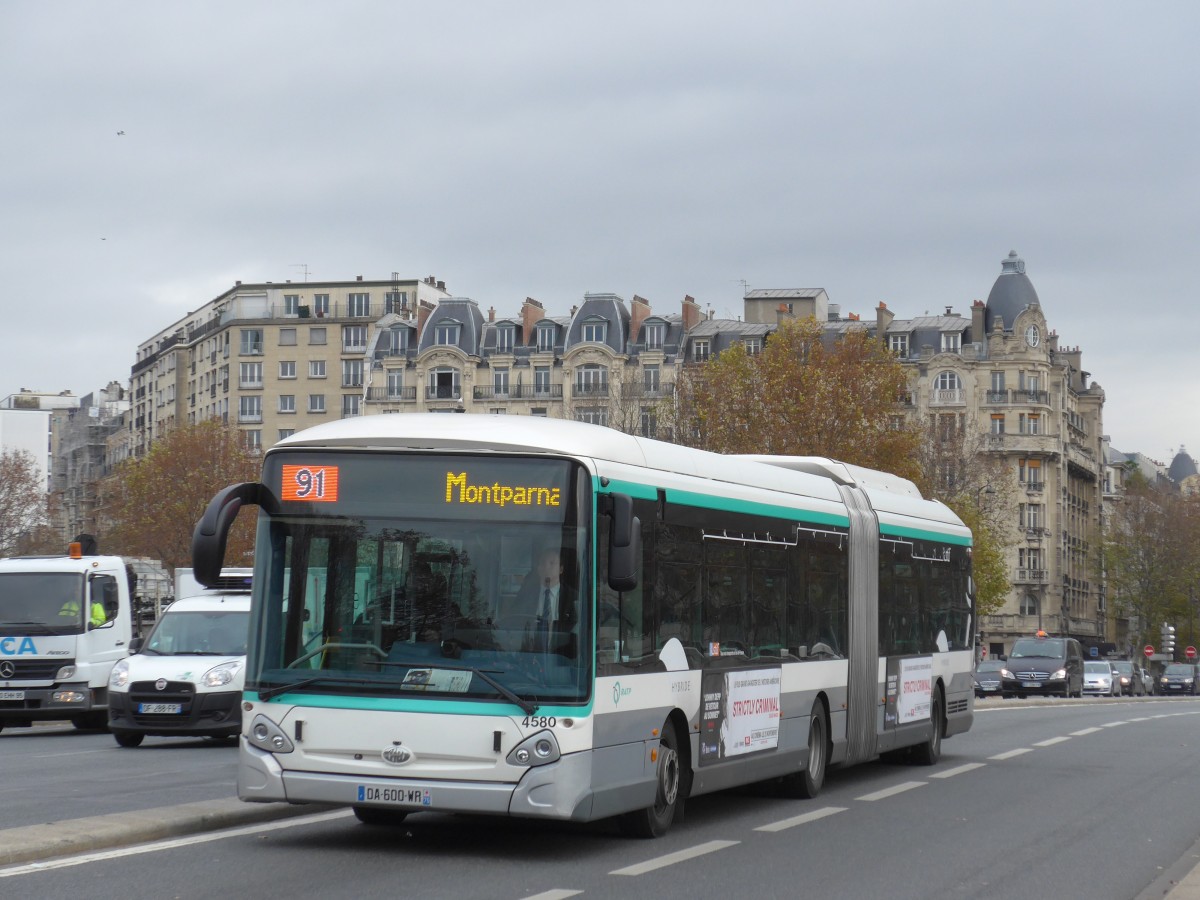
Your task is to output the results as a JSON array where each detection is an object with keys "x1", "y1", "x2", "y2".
[
  {"x1": 698, "y1": 667, "x2": 781, "y2": 766},
  {"x1": 885, "y1": 656, "x2": 933, "y2": 728}
]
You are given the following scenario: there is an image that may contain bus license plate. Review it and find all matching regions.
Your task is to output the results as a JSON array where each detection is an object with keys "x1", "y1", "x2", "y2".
[
  {"x1": 357, "y1": 786, "x2": 432, "y2": 807},
  {"x1": 138, "y1": 702, "x2": 183, "y2": 714},
  {"x1": 0, "y1": 690, "x2": 24, "y2": 701}
]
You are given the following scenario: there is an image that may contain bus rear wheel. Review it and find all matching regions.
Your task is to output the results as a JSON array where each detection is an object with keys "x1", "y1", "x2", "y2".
[
  {"x1": 781, "y1": 702, "x2": 827, "y2": 799},
  {"x1": 353, "y1": 806, "x2": 409, "y2": 827},
  {"x1": 911, "y1": 688, "x2": 943, "y2": 766},
  {"x1": 618, "y1": 720, "x2": 682, "y2": 838}
]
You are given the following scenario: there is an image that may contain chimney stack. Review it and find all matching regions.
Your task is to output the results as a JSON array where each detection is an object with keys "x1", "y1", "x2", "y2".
[
  {"x1": 521, "y1": 297, "x2": 545, "y2": 344},
  {"x1": 682, "y1": 294, "x2": 702, "y2": 332},
  {"x1": 629, "y1": 295, "x2": 652, "y2": 346}
]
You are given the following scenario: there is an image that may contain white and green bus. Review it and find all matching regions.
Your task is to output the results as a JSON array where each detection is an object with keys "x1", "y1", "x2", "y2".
[{"x1": 193, "y1": 414, "x2": 974, "y2": 838}]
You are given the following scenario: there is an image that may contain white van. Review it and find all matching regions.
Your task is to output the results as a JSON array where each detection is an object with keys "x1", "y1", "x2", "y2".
[{"x1": 107, "y1": 578, "x2": 251, "y2": 748}]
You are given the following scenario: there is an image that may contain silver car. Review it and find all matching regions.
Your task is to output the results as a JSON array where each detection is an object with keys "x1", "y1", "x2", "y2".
[{"x1": 1083, "y1": 660, "x2": 1120, "y2": 697}]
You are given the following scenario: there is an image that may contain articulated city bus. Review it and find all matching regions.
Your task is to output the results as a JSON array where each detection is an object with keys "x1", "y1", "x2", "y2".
[{"x1": 193, "y1": 414, "x2": 974, "y2": 837}]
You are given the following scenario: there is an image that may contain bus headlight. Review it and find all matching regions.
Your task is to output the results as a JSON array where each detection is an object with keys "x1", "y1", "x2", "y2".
[
  {"x1": 109, "y1": 659, "x2": 130, "y2": 688},
  {"x1": 507, "y1": 730, "x2": 560, "y2": 767},
  {"x1": 203, "y1": 660, "x2": 243, "y2": 688},
  {"x1": 249, "y1": 714, "x2": 294, "y2": 753}
]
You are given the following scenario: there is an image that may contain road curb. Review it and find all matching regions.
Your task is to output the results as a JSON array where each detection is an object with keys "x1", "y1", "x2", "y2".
[{"x1": 0, "y1": 797, "x2": 333, "y2": 867}]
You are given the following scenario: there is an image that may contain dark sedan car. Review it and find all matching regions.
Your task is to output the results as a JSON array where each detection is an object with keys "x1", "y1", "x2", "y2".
[
  {"x1": 973, "y1": 660, "x2": 1012, "y2": 698},
  {"x1": 1158, "y1": 663, "x2": 1200, "y2": 695},
  {"x1": 1109, "y1": 660, "x2": 1147, "y2": 696}
]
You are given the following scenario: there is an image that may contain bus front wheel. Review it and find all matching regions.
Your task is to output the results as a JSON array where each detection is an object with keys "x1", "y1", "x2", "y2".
[{"x1": 618, "y1": 720, "x2": 682, "y2": 838}]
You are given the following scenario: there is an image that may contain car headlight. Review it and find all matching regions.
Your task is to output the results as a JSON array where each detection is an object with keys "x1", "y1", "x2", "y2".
[
  {"x1": 1051, "y1": 668, "x2": 1067, "y2": 680},
  {"x1": 203, "y1": 660, "x2": 243, "y2": 688},
  {"x1": 109, "y1": 658, "x2": 130, "y2": 688}
]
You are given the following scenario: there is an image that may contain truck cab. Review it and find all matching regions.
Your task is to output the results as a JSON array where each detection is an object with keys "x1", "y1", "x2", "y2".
[{"x1": 0, "y1": 542, "x2": 136, "y2": 731}]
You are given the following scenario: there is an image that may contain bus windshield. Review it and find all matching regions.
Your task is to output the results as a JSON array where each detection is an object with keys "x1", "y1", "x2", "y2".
[{"x1": 248, "y1": 451, "x2": 592, "y2": 706}]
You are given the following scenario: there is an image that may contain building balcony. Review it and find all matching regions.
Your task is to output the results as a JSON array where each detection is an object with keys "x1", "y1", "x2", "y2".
[
  {"x1": 237, "y1": 413, "x2": 263, "y2": 424},
  {"x1": 366, "y1": 387, "x2": 417, "y2": 401},
  {"x1": 573, "y1": 383, "x2": 610, "y2": 398},
  {"x1": 983, "y1": 433, "x2": 1060, "y2": 456},
  {"x1": 929, "y1": 388, "x2": 966, "y2": 406},
  {"x1": 473, "y1": 384, "x2": 564, "y2": 400},
  {"x1": 1015, "y1": 568, "x2": 1048, "y2": 583},
  {"x1": 425, "y1": 386, "x2": 462, "y2": 400}
]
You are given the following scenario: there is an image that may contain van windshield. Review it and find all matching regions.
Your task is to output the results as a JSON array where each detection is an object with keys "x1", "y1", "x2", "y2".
[
  {"x1": 1010, "y1": 637, "x2": 1065, "y2": 658},
  {"x1": 143, "y1": 610, "x2": 249, "y2": 656}
]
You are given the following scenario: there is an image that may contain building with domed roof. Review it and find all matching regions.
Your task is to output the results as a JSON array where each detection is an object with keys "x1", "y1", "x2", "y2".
[
  {"x1": 1168, "y1": 447, "x2": 1200, "y2": 495},
  {"x1": 861, "y1": 251, "x2": 1107, "y2": 657}
]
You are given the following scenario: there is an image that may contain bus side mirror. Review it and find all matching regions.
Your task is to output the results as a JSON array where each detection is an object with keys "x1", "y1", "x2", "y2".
[
  {"x1": 605, "y1": 492, "x2": 641, "y2": 593},
  {"x1": 192, "y1": 482, "x2": 270, "y2": 588}
]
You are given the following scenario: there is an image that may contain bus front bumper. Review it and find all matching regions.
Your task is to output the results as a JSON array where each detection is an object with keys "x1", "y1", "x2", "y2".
[{"x1": 238, "y1": 740, "x2": 630, "y2": 821}]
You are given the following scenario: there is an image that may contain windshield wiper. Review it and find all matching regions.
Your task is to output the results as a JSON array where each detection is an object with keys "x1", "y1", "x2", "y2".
[
  {"x1": 380, "y1": 660, "x2": 538, "y2": 716},
  {"x1": 257, "y1": 675, "x2": 387, "y2": 701}
]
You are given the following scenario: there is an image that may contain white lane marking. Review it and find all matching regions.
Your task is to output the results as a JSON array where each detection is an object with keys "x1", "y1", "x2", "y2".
[
  {"x1": 1127, "y1": 717, "x2": 1150, "y2": 722},
  {"x1": 989, "y1": 748, "x2": 1032, "y2": 760},
  {"x1": 1070, "y1": 727, "x2": 1101, "y2": 736},
  {"x1": 610, "y1": 840, "x2": 739, "y2": 876},
  {"x1": 0, "y1": 809, "x2": 352, "y2": 878},
  {"x1": 856, "y1": 781, "x2": 926, "y2": 802},
  {"x1": 522, "y1": 892, "x2": 583, "y2": 899},
  {"x1": 929, "y1": 763, "x2": 985, "y2": 779},
  {"x1": 1102, "y1": 721, "x2": 1127, "y2": 727},
  {"x1": 755, "y1": 806, "x2": 847, "y2": 833},
  {"x1": 1033, "y1": 736, "x2": 1071, "y2": 747}
]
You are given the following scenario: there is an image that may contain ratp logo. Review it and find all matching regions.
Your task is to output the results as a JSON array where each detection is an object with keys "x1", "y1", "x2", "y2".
[{"x1": 612, "y1": 681, "x2": 632, "y2": 705}]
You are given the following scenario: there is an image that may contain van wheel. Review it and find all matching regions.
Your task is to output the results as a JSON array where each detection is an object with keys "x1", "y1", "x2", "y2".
[
  {"x1": 618, "y1": 720, "x2": 682, "y2": 838},
  {"x1": 353, "y1": 806, "x2": 409, "y2": 826},
  {"x1": 911, "y1": 688, "x2": 943, "y2": 765},
  {"x1": 113, "y1": 731, "x2": 144, "y2": 748},
  {"x1": 781, "y1": 702, "x2": 827, "y2": 798}
]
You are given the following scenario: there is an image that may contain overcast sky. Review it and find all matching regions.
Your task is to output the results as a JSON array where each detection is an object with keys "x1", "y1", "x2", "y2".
[{"x1": 3, "y1": 2, "x2": 1197, "y2": 465}]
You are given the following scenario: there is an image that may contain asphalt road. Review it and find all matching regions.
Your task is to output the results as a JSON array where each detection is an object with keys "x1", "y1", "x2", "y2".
[{"x1": 4, "y1": 697, "x2": 1200, "y2": 899}]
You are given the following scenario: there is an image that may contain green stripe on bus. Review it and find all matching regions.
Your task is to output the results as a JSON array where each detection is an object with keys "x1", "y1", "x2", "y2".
[
  {"x1": 246, "y1": 691, "x2": 593, "y2": 717},
  {"x1": 596, "y1": 478, "x2": 850, "y2": 526},
  {"x1": 665, "y1": 488, "x2": 850, "y2": 527},
  {"x1": 880, "y1": 525, "x2": 973, "y2": 546}
]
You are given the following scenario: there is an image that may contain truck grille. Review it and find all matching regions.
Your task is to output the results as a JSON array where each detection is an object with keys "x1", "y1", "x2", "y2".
[{"x1": 0, "y1": 659, "x2": 72, "y2": 680}]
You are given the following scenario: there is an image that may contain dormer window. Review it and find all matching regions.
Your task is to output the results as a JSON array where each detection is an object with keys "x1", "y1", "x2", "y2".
[
  {"x1": 582, "y1": 319, "x2": 607, "y2": 343},
  {"x1": 644, "y1": 322, "x2": 665, "y2": 350},
  {"x1": 536, "y1": 325, "x2": 555, "y2": 353},
  {"x1": 941, "y1": 332, "x2": 961, "y2": 353},
  {"x1": 435, "y1": 322, "x2": 461, "y2": 346},
  {"x1": 496, "y1": 325, "x2": 515, "y2": 353},
  {"x1": 889, "y1": 334, "x2": 909, "y2": 356},
  {"x1": 693, "y1": 339, "x2": 710, "y2": 362}
]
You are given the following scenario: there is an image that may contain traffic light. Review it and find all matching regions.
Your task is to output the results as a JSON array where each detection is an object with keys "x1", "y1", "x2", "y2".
[{"x1": 1161, "y1": 623, "x2": 1176, "y2": 658}]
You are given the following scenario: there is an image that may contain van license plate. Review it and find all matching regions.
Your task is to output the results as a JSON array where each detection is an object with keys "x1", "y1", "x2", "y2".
[
  {"x1": 138, "y1": 702, "x2": 183, "y2": 714},
  {"x1": 0, "y1": 690, "x2": 24, "y2": 700}
]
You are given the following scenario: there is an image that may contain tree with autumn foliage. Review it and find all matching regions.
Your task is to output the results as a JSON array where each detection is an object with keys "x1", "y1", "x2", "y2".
[
  {"x1": 673, "y1": 316, "x2": 922, "y2": 478},
  {"x1": 0, "y1": 447, "x2": 49, "y2": 557},
  {"x1": 912, "y1": 418, "x2": 1014, "y2": 616},
  {"x1": 99, "y1": 421, "x2": 261, "y2": 572}
]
